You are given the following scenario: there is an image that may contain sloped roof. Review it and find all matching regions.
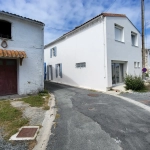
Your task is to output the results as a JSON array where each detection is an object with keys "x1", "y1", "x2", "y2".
[
  {"x1": 45, "y1": 13, "x2": 128, "y2": 48},
  {"x1": 63, "y1": 13, "x2": 126, "y2": 36},
  {"x1": 0, "y1": 11, "x2": 44, "y2": 26}
]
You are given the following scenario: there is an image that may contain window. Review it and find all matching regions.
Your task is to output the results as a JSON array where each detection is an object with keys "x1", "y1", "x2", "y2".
[
  {"x1": 134, "y1": 62, "x2": 137, "y2": 68},
  {"x1": 137, "y1": 62, "x2": 140, "y2": 68},
  {"x1": 76, "y1": 62, "x2": 86, "y2": 68},
  {"x1": 131, "y1": 32, "x2": 138, "y2": 46},
  {"x1": 115, "y1": 24, "x2": 123, "y2": 42},
  {"x1": 50, "y1": 47, "x2": 57, "y2": 58},
  {"x1": 0, "y1": 20, "x2": 11, "y2": 39},
  {"x1": 55, "y1": 63, "x2": 62, "y2": 78}
]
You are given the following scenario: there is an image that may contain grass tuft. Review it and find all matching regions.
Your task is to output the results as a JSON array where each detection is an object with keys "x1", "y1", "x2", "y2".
[
  {"x1": 0, "y1": 101, "x2": 29, "y2": 140},
  {"x1": 21, "y1": 95, "x2": 45, "y2": 107}
]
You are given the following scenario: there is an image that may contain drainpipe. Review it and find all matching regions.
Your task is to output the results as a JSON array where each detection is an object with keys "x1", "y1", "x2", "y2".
[{"x1": 102, "y1": 16, "x2": 106, "y2": 79}]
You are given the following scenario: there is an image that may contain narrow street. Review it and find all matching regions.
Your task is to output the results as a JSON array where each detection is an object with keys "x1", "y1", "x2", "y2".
[{"x1": 45, "y1": 82, "x2": 150, "y2": 150}]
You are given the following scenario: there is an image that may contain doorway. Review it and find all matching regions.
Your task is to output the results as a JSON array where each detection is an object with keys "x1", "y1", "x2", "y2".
[
  {"x1": 47, "y1": 65, "x2": 53, "y2": 80},
  {"x1": 0, "y1": 59, "x2": 17, "y2": 95},
  {"x1": 112, "y1": 63, "x2": 124, "y2": 85}
]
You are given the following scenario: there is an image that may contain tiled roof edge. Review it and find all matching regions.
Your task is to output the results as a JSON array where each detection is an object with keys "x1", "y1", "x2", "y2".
[{"x1": 0, "y1": 11, "x2": 45, "y2": 26}]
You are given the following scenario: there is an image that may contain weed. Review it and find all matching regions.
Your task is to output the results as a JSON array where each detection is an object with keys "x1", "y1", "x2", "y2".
[
  {"x1": 0, "y1": 101, "x2": 29, "y2": 140},
  {"x1": 55, "y1": 113, "x2": 60, "y2": 119},
  {"x1": 21, "y1": 95, "x2": 45, "y2": 107}
]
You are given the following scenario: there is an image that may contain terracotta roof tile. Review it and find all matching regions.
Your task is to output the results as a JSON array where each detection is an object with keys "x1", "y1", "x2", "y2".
[
  {"x1": 101, "y1": 13, "x2": 126, "y2": 17},
  {"x1": 0, "y1": 49, "x2": 27, "y2": 58}
]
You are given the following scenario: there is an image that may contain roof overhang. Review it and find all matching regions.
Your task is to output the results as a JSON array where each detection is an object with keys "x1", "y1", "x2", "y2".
[
  {"x1": 45, "y1": 13, "x2": 140, "y2": 48},
  {"x1": 0, "y1": 49, "x2": 27, "y2": 65},
  {"x1": 0, "y1": 11, "x2": 45, "y2": 26}
]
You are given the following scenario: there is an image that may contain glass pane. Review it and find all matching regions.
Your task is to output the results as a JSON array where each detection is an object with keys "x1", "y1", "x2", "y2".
[
  {"x1": 6, "y1": 60, "x2": 15, "y2": 65},
  {"x1": 115, "y1": 27, "x2": 121, "y2": 41},
  {"x1": 0, "y1": 60, "x2": 3, "y2": 65},
  {"x1": 115, "y1": 64, "x2": 120, "y2": 83},
  {"x1": 112, "y1": 63, "x2": 116, "y2": 84},
  {"x1": 131, "y1": 34, "x2": 135, "y2": 45}
]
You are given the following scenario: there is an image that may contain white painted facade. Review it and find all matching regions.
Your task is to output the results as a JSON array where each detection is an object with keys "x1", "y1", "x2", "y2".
[
  {"x1": 0, "y1": 12, "x2": 44, "y2": 95},
  {"x1": 44, "y1": 14, "x2": 142, "y2": 91}
]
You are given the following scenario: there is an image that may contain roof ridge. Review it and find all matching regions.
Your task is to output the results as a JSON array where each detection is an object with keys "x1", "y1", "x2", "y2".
[{"x1": 0, "y1": 10, "x2": 44, "y2": 25}]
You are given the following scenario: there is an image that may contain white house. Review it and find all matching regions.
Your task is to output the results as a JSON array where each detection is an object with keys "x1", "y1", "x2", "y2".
[
  {"x1": 0, "y1": 11, "x2": 44, "y2": 96},
  {"x1": 44, "y1": 13, "x2": 142, "y2": 91}
]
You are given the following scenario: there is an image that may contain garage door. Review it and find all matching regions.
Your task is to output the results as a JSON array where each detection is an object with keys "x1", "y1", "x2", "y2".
[{"x1": 0, "y1": 59, "x2": 17, "y2": 96}]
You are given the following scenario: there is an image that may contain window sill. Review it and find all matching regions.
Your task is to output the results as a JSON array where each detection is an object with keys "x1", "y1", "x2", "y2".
[
  {"x1": 132, "y1": 45, "x2": 138, "y2": 48},
  {"x1": 115, "y1": 40, "x2": 125, "y2": 44}
]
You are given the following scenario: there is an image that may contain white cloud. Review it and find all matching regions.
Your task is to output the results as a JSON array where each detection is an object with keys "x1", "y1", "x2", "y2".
[{"x1": 0, "y1": 0, "x2": 150, "y2": 45}]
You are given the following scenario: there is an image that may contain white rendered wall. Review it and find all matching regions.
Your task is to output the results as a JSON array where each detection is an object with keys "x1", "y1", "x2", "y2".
[
  {"x1": 0, "y1": 15, "x2": 44, "y2": 95},
  {"x1": 45, "y1": 19, "x2": 108, "y2": 91},
  {"x1": 105, "y1": 17, "x2": 142, "y2": 88}
]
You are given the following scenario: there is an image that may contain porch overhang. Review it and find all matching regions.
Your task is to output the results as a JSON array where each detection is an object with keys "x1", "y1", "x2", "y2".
[{"x1": 0, "y1": 49, "x2": 27, "y2": 65}]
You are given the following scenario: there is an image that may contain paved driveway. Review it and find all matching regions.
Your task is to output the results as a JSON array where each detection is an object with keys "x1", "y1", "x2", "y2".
[{"x1": 45, "y1": 82, "x2": 150, "y2": 150}]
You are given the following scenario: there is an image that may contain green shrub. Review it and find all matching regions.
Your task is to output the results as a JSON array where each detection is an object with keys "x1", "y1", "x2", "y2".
[
  {"x1": 124, "y1": 75, "x2": 144, "y2": 91},
  {"x1": 145, "y1": 73, "x2": 149, "y2": 77},
  {"x1": 38, "y1": 89, "x2": 49, "y2": 96}
]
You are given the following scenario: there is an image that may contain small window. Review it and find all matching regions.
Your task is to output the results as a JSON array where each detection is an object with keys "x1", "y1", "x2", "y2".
[
  {"x1": 115, "y1": 24, "x2": 123, "y2": 42},
  {"x1": 134, "y1": 62, "x2": 137, "y2": 68},
  {"x1": 76, "y1": 62, "x2": 86, "y2": 68},
  {"x1": 55, "y1": 63, "x2": 62, "y2": 78},
  {"x1": 50, "y1": 47, "x2": 57, "y2": 58},
  {"x1": 131, "y1": 32, "x2": 138, "y2": 46},
  {"x1": 137, "y1": 62, "x2": 140, "y2": 68},
  {"x1": 0, "y1": 20, "x2": 11, "y2": 39}
]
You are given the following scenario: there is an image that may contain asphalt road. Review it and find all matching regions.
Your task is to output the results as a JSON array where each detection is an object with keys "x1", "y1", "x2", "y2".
[
  {"x1": 120, "y1": 92, "x2": 150, "y2": 106},
  {"x1": 45, "y1": 82, "x2": 150, "y2": 150}
]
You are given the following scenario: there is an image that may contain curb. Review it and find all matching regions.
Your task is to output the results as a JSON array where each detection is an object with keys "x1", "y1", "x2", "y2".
[
  {"x1": 33, "y1": 93, "x2": 56, "y2": 150},
  {"x1": 108, "y1": 93, "x2": 150, "y2": 113}
]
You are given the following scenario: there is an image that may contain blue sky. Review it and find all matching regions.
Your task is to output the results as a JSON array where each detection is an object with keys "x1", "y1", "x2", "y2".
[{"x1": 0, "y1": 0, "x2": 150, "y2": 48}]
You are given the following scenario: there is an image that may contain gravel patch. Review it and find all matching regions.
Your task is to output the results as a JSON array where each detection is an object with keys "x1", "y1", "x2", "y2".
[
  {"x1": 0, "y1": 100, "x2": 46, "y2": 150},
  {"x1": 0, "y1": 129, "x2": 28, "y2": 150},
  {"x1": 11, "y1": 100, "x2": 46, "y2": 125}
]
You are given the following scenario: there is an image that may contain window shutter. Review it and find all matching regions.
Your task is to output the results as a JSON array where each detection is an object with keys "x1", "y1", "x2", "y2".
[
  {"x1": 44, "y1": 63, "x2": 46, "y2": 80},
  {"x1": 60, "y1": 63, "x2": 62, "y2": 78},
  {"x1": 50, "y1": 49, "x2": 52, "y2": 58},
  {"x1": 50, "y1": 65, "x2": 53, "y2": 80},
  {"x1": 54, "y1": 47, "x2": 57, "y2": 56},
  {"x1": 55, "y1": 64, "x2": 58, "y2": 78},
  {"x1": 47, "y1": 65, "x2": 49, "y2": 80}
]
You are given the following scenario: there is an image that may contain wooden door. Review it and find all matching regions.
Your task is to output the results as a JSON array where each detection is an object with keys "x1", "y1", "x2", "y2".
[{"x1": 0, "y1": 59, "x2": 17, "y2": 96}]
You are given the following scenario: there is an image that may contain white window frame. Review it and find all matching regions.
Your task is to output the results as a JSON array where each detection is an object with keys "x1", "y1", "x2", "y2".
[
  {"x1": 50, "y1": 47, "x2": 57, "y2": 58},
  {"x1": 115, "y1": 24, "x2": 124, "y2": 42},
  {"x1": 131, "y1": 32, "x2": 138, "y2": 46},
  {"x1": 56, "y1": 63, "x2": 62, "y2": 78},
  {"x1": 137, "y1": 62, "x2": 140, "y2": 68}
]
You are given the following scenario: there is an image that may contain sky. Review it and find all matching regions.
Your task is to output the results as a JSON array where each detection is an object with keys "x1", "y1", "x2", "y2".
[{"x1": 0, "y1": 0, "x2": 150, "y2": 48}]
